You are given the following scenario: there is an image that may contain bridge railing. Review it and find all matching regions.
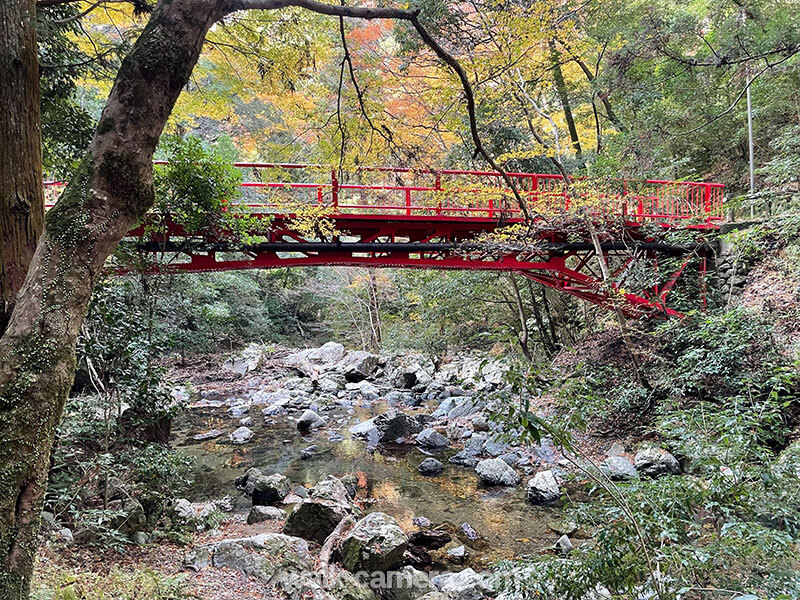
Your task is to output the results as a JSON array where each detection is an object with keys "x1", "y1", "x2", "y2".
[{"x1": 44, "y1": 162, "x2": 724, "y2": 226}]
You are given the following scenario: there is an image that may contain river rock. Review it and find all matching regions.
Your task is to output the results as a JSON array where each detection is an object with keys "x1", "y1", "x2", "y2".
[
  {"x1": 191, "y1": 533, "x2": 312, "y2": 584},
  {"x1": 227, "y1": 403, "x2": 250, "y2": 418},
  {"x1": 634, "y1": 447, "x2": 681, "y2": 478},
  {"x1": 447, "y1": 545, "x2": 466, "y2": 560},
  {"x1": 297, "y1": 409, "x2": 326, "y2": 431},
  {"x1": 373, "y1": 409, "x2": 423, "y2": 443},
  {"x1": 412, "y1": 516, "x2": 432, "y2": 529},
  {"x1": 169, "y1": 498, "x2": 197, "y2": 530},
  {"x1": 328, "y1": 570, "x2": 378, "y2": 600},
  {"x1": 418, "y1": 458, "x2": 444, "y2": 476},
  {"x1": 499, "y1": 451, "x2": 521, "y2": 467},
  {"x1": 555, "y1": 534, "x2": 574, "y2": 555},
  {"x1": 471, "y1": 413, "x2": 490, "y2": 432},
  {"x1": 341, "y1": 512, "x2": 408, "y2": 573},
  {"x1": 475, "y1": 458, "x2": 520, "y2": 487},
  {"x1": 229, "y1": 426, "x2": 254, "y2": 444},
  {"x1": 194, "y1": 429, "x2": 225, "y2": 441},
  {"x1": 431, "y1": 568, "x2": 492, "y2": 600},
  {"x1": 354, "y1": 380, "x2": 380, "y2": 400},
  {"x1": 600, "y1": 456, "x2": 639, "y2": 481},
  {"x1": 434, "y1": 396, "x2": 482, "y2": 420},
  {"x1": 408, "y1": 529, "x2": 451, "y2": 550},
  {"x1": 449, "y1": 433, "x2": 487, "y2": 467},
  {"x1": 318, "y1": 375, "x2": 342, "y2": 393},
  {"x1": 339, "y1": 350, "x2": 379, "y2": 381},
  {"x1": 482, "y1": 436, "x2": 508, "y2": 457},
  {"x1": 301, "y1": 445, "x2": 318, "y2": 460},
  {"x1": 389, "y1": 566, "x2": 435, "y2": 600},
  {"x1": 459, "y1": 522, "x2": 480, "y2": 540},
  {"x1": 247, "y1": 506, "x2": 287, "y2": 524},
  {"x1": 308, "y1": 341, "x2": 346, "y2": 364},
  {"x1": 252, "y1": 473, "x2": 290, "y2": 506},
  {"x1": 526, "y1": 470, "x2": 561, "y2": 505},
  {"x1": 283, "y1": 476, "x2": 355, "y2": 544},
  {"x1": 417, "y1": 428, "x2": 450, "y2": 449}
]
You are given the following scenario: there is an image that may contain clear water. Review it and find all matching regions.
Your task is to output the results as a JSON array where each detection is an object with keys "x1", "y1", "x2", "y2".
[{"x1": 173, "y1": 397, "x2": 560, "y2": 565}]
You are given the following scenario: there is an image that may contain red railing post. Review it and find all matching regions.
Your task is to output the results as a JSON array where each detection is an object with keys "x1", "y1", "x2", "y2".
[
  {"x1": 703, "y1": 183, "x2": 712, "y2": 216},
  {"x1": 405, "y1": 189, "x2": 412, "y2": 216},
  {"x1": 622, "y1": 180, "x2": 629, "y2": 220},
  {"x1": 488, "y1": 197, "x2": 494, "y2": 219},
  {"x1": 435, "y1": 173, "x2": 442, "y2": 215},
  {"x1": 331, "y1": 169, "x2": 339, "y2": 207},
  {"x1": 317, "y1": 186, "x2": 323, "y2": 205}
]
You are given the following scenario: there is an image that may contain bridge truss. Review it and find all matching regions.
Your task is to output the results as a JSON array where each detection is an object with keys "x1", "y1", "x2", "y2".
[{"x1": 44, "y1": 163, "x2": 724, "y2": 318}]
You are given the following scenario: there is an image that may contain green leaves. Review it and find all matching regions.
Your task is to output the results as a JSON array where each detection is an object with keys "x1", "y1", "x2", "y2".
[{"x1": 152, "y1": 134, "x2": 245, "y2": 237}]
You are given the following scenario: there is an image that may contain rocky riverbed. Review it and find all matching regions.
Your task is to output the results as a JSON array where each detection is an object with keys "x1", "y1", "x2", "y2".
[{"x1": 123, "y1": 340, "x2": 677, "y2": 599}]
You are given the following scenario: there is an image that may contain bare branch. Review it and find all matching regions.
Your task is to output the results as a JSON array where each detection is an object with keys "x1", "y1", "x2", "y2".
[{"x1": 226, "y1": 0, "x2": 419, "y2": 20}]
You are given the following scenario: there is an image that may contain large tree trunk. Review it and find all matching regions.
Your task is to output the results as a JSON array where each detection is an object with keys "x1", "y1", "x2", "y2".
[
  {"x1": 0, "y1": 1, "x2": 225, "y2": 596},
  {"x1": 0, "y1": 0, "x2": 44, "y2": 334}
]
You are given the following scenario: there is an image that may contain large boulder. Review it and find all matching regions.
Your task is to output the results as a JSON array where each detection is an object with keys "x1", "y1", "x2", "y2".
[
  {"x1": 341, "y1": 512, "x2": 408, "y2": 573},
  {"x1": 526, "y1": 470, "x2": 561, "y2": 505},
  {"x1": 416, "y1": 428, "x2": 450, "y2": 449},
  {"x1": 373, "y1": 410, "x2": 423, "y2": 443},
  {"x1": 475, "y1": 458, "x2": 520, "y2": 487},
  {"x1": 600, "y1": 456, "x2": 639, "y2": 481},
  {"x1": 224, "y1": 342, "x2": 264, "y2": 374},
  {"x1": 186, "y1": 533, "x2": 312, "y2": 584},
  {"x1": 252, "y1": 473, "x2": 291, "y2": 506},
  {"x1": 308, "y1": 341, "x2": 346, "y2": 364},
  {"x1": 391, "y1": 357, "x2": 434, "y2": 390},
  {"x1": 634, "y1": 447, "x2": 681, "y2": 478},
  {"x1": 283, "y1": 476, "x2": 355, "y2": 544},
  {"x1": 339, "y1": 351, "x2": 380, "y2": 381}
]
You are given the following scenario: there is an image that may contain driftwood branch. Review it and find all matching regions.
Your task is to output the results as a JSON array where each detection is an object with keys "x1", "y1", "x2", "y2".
[{"x1": 317, "y1": 514, "x2": 356, "y2": 570}]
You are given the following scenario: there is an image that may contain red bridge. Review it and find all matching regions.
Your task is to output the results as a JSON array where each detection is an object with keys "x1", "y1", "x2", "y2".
[{"x1": 44, "y1": 163, "x2": 724, "y2": 318}]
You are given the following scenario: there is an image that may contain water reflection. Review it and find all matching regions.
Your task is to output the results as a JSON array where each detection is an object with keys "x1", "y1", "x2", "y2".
[{"x1": 173, "y1": 397, "x2": 559, "y2": 563}]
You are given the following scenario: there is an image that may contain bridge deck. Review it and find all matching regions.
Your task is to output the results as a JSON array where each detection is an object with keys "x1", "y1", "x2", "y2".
[{"x1": 43, "y1": 163, "x2": 724, "y2": 317}]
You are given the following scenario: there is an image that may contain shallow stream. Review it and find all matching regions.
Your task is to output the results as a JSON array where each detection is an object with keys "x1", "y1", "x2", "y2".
[{"x1": 173, "y1": 393, "x2": 561, "y2": 565}]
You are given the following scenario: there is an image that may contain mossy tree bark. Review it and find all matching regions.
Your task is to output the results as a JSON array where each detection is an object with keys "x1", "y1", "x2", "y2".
[
  {"x1": 0, "y1": 0, "x2": 44, "y2": 334},
  {"x1": 0, "y1": 1, "x2": 227, "y2": 596}
]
